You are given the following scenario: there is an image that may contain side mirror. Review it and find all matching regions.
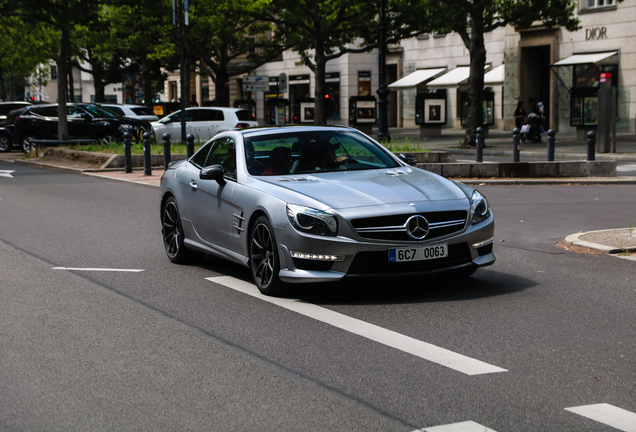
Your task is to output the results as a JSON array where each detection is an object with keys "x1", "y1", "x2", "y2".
[
  {"x1": 82, "y1": 113, "x2": 92, "y2": 121},
  {"x1": 200, "y1": 164, "x2": 226, "y2": 186},
  {"x1": 398, "y1": 153, "x2": 418, "y2": 166}
]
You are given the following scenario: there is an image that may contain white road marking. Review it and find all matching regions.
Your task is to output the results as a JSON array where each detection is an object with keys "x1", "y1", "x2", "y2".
[
  {"x1": 417, "y1": 421, "x2": 498, "y2": 432},
  {"x1": 617, "y1": 164, "x2": 636, "y2": 172},
  {"x1": 52, "y1": 267, "x2": 145, "y2": 272},
  {"x1": 206, "y1": 276, "x2": 507, "y2": 376},
  {"x1": 565, "y1": 403, "x2": 636, "y2": 432},
  {"x1": 0, "y1": 170, "x2": 15, "y2": 178}
]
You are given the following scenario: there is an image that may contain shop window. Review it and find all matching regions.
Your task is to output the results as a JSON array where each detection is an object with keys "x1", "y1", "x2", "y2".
[{"x1": 358, "y1": 71, "x2": 371, "y2": 96}]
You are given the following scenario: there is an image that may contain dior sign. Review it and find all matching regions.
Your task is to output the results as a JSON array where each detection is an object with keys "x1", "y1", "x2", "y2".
[{"x1": 586, "y1": 27, "x2": 607, "y2": 40}]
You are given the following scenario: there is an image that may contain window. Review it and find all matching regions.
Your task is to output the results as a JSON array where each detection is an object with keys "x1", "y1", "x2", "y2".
[
  {"x1": 50, "y1": 65, "x2": 58, "y2": 80},
  {"x1": 586, "y1": 0, "x2": 615, "y2": 7},
  {"x1": 191, "y1": 138, "x2": 237, "y2": 179}
]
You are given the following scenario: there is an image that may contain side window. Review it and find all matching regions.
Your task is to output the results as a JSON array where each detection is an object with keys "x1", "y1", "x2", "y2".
[
  {"x1": 205, "y1": 137, "x2": 237, "y2": 180},
  {"x1": 67, "y1": 106, "x2": 85, "y2": 119},
  {"x1": 109, "y1": 107, "x2": 124, "y2": 116},
  {"x1": 190, "y1": 141, "x2": 214, "y2": 168}
]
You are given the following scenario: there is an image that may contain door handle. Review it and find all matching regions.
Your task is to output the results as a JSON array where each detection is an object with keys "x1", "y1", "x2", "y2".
[{"x1": 190, "y1": 179, "x2": 198, "y2": 190}]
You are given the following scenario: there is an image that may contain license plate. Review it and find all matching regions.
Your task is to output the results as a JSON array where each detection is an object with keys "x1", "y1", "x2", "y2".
[{"x1": 389, "y1": 244, "x2": 448, "y2": 262}]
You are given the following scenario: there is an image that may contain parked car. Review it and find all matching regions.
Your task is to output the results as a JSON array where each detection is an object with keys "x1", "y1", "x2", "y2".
[
  {"x1": 12, "y1": 103, "x2": 152, "y2": 153},
  {"x1": 159, "y1": 125, "x2": 495, "y2": 296},
  {"x1": 99, "y1": 103, "x2": 160, "y2": 122},
  {"x1": 0, "y1": 101, "x2": 32, "y2": 123},
  {"x1": 151, "y1": 107, "x2": 258, "y2": 142},
  {"x1": 0, "y1": 104, "x2": 31, "y2": 152}
]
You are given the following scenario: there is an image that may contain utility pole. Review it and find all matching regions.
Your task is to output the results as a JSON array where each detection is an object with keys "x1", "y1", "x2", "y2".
[{"x1": 174, "y1": 0, "x2": 188, "y2": 143}]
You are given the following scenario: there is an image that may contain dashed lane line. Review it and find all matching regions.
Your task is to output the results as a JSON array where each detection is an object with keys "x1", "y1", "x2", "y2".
[
  {"x1": 206, "y1": 276, "x2": 508, "y2": 376},
  {"x1": 565, "y1": 403, "x2": 636, "y2": 432},
  {"x1": 417, "y1": 421, "x2": 498, "y2": 432},
  {"x1": 53, "y1": 267, "x2": 145, "y2": 272}
]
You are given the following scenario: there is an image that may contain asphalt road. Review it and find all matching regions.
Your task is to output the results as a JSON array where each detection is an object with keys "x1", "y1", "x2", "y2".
[{"x1": 1, "y1": 161, "x2": 635, "y2": 431}]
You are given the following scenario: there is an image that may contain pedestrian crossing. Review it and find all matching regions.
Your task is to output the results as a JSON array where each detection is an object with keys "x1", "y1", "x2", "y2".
[{"x1": 412, "y1": 403, "x2": 636, "y2": 432}]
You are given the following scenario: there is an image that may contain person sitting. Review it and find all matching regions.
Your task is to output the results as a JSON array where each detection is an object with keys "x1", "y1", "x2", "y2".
[
  {"x1": 291, "y1": 141, "x2": 343, "y2": 173},
  {"x1": 261, "y1": 146, "x2": 293, "y2": 175}
]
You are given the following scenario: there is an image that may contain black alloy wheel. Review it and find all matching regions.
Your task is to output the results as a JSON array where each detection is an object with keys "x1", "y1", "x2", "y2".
[
  {"x1": 162, "y1": 196, "x2": 200, "y2": 263},
  {"x1": 99, "y1": 132, "x2": 117, "y2": 145},
  {"x1": 250, "y1": 216, "x2": 283, "y2": 295}
]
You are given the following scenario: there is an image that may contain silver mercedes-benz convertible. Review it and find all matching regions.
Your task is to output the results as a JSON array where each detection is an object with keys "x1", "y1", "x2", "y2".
[{"x1": 160, "y1": 125, "x2": 495, "y2": 295}]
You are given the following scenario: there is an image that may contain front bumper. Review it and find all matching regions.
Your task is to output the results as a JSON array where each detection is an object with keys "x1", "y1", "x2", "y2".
[{"x1": 275, "y1": 215, "x2": 495, "y2": 284}]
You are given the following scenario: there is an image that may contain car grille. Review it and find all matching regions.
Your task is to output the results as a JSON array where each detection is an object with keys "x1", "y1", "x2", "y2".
[
  {"x1": 347, "y1": 243, "x2": 472, "y2": 275},
  {"x1": 350, "y1": 210, "x2": 467, "y2": 242}
]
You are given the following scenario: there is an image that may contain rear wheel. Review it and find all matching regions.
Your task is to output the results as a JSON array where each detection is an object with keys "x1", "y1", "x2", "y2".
[
  {"x1": 162, "y1": 196, "x2": 201, "y2": 264},
  {"x1": 21, "y1": 133, "x2": 38, "y2": 154},
  {"x1": 250, "y1": 216, "x2": 284, "y2": 296},
  {"x1": 0, "y1": 134, "x2": 11, "y2": 152}
]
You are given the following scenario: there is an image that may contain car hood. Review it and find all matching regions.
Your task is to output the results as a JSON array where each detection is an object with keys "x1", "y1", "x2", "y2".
[{"x1": 258, "y1": 167, "x2": 468, "y2": 210}]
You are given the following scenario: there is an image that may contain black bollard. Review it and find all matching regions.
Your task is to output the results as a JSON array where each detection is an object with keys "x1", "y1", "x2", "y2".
[
  {"x1": 512, "y1": 128, "x2": 520, "y2": 162},
  {"x1": 476, "y1": 127, "x2": 484, "y2": 163},
  {"x1": 123, "y1": 132, "x2": 132, "y2": 173},
  {"x1": 143, "y1": 132, "x2": 152, "y2": 176},
  {"x1": 186, "y1": 134, "x2": 195, "y2": 158},
  {"x1": 547, "y1": 129, "x2": 556, "y2": 162},
  {"x1": 163, "y1": 133, "x2": 171, "y2": 171},
  {"x1": 587, "y1": 130, "x2": 596, "y2": 161}
]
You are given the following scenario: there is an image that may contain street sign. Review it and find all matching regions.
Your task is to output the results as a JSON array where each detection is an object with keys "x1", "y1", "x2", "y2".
[
  {"x1": 243, "y1": 75, "x2": 269, "y2": 84},
  {"x1": 243, "y1": 83, "x2": 270, "y2": 92},
  {"x1": 279, "y1": 73, "x2": 288, "y2": 92}
]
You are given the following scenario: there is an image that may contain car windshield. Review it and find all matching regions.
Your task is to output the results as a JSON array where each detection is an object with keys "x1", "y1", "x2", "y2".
[
  {"x1": 84, "y1": 104, "x2": 120, "y2": 118},
  {"x1": 245, "y1": 130, "x2": 400, "y2": 176}
]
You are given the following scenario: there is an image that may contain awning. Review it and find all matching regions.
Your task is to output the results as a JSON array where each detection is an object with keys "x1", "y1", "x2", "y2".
[
  {"x1": 552, "y1": 51, "x2": 618, "y2": 67},
  {"x1": 484, "y1": 65, "x2": 505, "y2": 86},
  {"x1": 388, "y1": 68, "x2": 446, "y2": 89}
]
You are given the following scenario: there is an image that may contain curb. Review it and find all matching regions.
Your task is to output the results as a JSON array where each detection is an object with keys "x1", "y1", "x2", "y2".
[{"x1": 565, "y1": 229, "x2": 636, "y2": 255}]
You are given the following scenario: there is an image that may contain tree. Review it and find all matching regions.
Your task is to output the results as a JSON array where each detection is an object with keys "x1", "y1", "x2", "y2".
[
  {"x1": 260, "y1": 0, "x2": 382, "y2": 125},
  {"x1": 394, "y1": 0, "x2": 580, "y2": 146},
  {"x1": 185, "y1": 0, "x2": 289, "y2": 107}
]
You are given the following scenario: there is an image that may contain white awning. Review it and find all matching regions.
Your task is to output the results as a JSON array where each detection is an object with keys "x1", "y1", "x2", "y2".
[
  {"x1": 388, "y1": 68, "x2": 446, "y2": 89},
  {"x1": 484, "y1": 65, "x2": 505, "y2": 86},
  {"x1": 426, "y1": 67, "x2": 472, "y2": 88},
  {"x1": 552, "y1": 51, "x2": 618, "y2": 67}
]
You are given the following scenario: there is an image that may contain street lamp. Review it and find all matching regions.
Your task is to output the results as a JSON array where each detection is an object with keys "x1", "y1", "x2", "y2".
[{"x1": 376, "y1": 0, "x2": 391, "y2": 142}]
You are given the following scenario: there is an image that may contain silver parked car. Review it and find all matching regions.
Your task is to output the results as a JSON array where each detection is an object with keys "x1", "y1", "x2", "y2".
[
  {"x1": 160, "y1": 126, "x2": 495, "y2": 295},
  {"x1": 151, "y1": 107, "x2": 258, "y2": 142}
]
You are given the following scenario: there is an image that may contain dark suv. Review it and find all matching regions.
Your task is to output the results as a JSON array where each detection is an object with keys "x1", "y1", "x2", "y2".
[{"x1": 12, "y1": 103, "x2": 152, "y2": 153}]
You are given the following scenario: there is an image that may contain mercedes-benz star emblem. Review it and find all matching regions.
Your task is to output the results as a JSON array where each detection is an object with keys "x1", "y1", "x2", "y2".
[{"x1": 405, "y1": 215, "x2": 429, "y2": 240}]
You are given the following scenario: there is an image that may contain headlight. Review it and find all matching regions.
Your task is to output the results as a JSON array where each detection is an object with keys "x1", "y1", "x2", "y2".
[
  {"x1": 286, "y1": 204, "x2": 338, "y2": 236},
  {"x1": 470, "y1": 190, "x2": 491, "y2": 224}
]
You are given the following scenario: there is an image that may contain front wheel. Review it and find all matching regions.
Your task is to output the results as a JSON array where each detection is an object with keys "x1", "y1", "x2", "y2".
[
  {"x1": 0, "y1": 134, "x2": 11, "y2": 152},
  {"x1": 99, "y1": 132, "x2": 117, "y2": 145},
  {"x1": 250, "y1": 216, "x2": 284, "y2": 296}
]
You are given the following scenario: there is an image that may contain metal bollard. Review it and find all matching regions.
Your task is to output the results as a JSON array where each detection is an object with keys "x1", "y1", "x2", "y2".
[
  {"x1": 475, "y1": 127, "x2": 484, "y2": 163},
  {"x1": 547, "y1": 129, "x2": 556, "y2": 162},
  {"x1": 123, "y1": 132, "x2": 132, "y2": 173},
  {"x1": 186, "y1": 134, "x2": 195, "y2": 158},
  {"x1": 143, "y1": 132, "x2": 152, "y2": 176},
  {"x1": 512, "y1": 128, "x2": 520, "y2": 162},
  {"x1": 587, "y1": 130, "x2": 596, "y2": 161},
  {"x1": 163, "y1": 133, "x2": 171, "y2": 171}
]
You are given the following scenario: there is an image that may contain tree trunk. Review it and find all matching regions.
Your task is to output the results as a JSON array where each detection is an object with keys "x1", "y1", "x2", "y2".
[
  {"x1": 142, "y1": 58, "x2": 153, "y2": 107},
  {"x1": 463, "y1": 9, "x2": 486, "y2": 148},
  {"x1": 214, "y1": 68, "x2": 230, "y2": 107},
  {"x1": 313, "y1": 41, "x2": 327, "y2": 125},
  {"x1": 57, "y1": 28, "x2": 70, "y2": 141},
  {"x1": 92, "y1": 62, "x2": 106, "y2": 103},
  {"x1": 0, "y1": 67, "x2": 5, "y2": 100},
  {"x1": 67, "y1": 55, "x2": 75, "y2": 102}
]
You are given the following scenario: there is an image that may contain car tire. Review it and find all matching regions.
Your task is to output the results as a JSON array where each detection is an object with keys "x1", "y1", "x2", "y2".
[
  {"x1": 21, "y1": 133, "x2": 38, "y2": 154},
  {"x1": 0, "y1": 134, "x2": 11, "y2": 152},
  {"x1": 99, "y1": 132, "x2": 117, "y2": 145},
  {"x1": 162, "y1": 196, "x2": 201, "y2": 264},
  {"x1": 250, "y1": 216, "x2": 284, "y2": 296}
]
